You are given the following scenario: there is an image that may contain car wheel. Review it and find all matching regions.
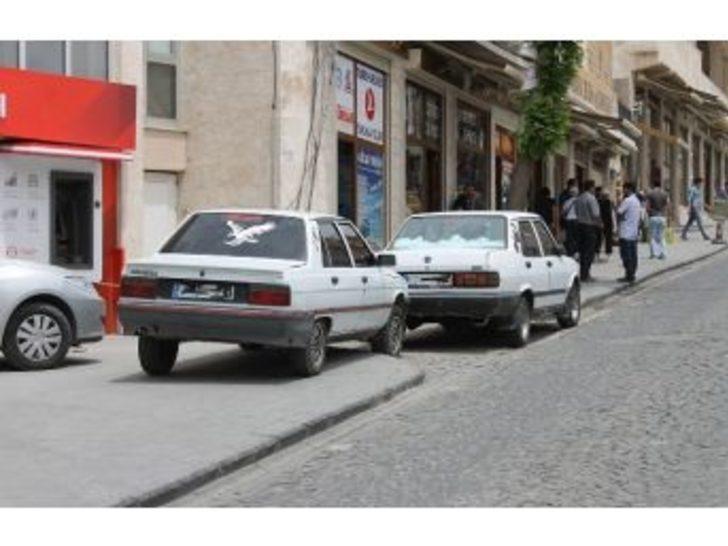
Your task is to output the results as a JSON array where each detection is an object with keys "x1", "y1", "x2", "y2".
[
  {"x1": 557, "y1": 283, "x2": 581, "y2": 328},
  {"x1": 2, "y1": 302, "x2": 72, "y2": 371},
  {"x1": 506, "y1": 297, "x2": 531, "y2": 348},
  {"x1": 406, "y1": 318, "x2": 423, "y2": 331},
  {"x1": 290, "y1": 320, "x2": 328, "y2": 377},
  {"x1": 138, "y1": 336, "x2": 179, "y2": 376},
  {"x1": 371, "y1": 302, "x2": 407, "y2": 357}
]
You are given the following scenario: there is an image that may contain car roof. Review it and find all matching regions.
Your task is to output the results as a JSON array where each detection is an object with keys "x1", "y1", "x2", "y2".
[
  {"x1": 190, "y1": 208, "x2": 344, "y2": 222},
  {"x1": 407, "y1": 210, "x2": 542, "y2": 220}
]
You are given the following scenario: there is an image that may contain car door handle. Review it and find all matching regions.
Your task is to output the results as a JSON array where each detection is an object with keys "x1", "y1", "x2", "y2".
[
  {"x1": 361, "y1": 276, "x2": 369, "y2": 284},
  {"x1": 331, "y1": 276, "x2": 339, "y2": 286},
  {"x1": 525, "y1": 261, "x2": 532, "y2": 269},
  {"x1": 546, "y1": 260, "x2": 553, "y2": 267}
]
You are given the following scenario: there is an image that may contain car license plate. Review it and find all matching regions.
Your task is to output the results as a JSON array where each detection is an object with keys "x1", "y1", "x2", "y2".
[
  {"x1": 171, "y1": 281, "x2": 235, "y2": 302},
  {"x1": 404, "y1": 273, "x2": 452, "y2": 289}
]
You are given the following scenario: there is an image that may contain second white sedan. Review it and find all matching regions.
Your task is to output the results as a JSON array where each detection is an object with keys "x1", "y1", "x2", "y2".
[{"x1": 386, "y1": 211, "x2": 581, "y2": 347}]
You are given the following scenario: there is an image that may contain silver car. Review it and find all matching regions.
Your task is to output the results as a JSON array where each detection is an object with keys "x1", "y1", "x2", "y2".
[{"x1": 0, "y1": 260, "x2": 105, "y2": 370}]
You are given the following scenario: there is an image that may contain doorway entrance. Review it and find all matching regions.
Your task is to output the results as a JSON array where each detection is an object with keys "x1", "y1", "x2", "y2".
[{"x1": 51, "y1": 171, "x2": 94, "y2": 269}]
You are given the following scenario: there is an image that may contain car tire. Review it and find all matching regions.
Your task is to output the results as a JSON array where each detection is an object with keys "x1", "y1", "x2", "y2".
[
  {"x1": 557, "y1": 283, "x2": 581, "y2": 328},
  {"x1": 290, "y1": 319, "x2": 328, "y2": 377},
  {"x1": 138, "y1": 336, "x2": 179, "y2": 376},
  {"x1": 371, "y1": 302, "x2": 407, "y2": 357},
  {"x1": 406, "y1": 318, "x2": 423, "y2": 331},
  {"x1": 506, "y1": 297, "x2": 531, "y2": 348},
  {"x1": 2, "y1": 302, "x2": 72, "y2": 371}
]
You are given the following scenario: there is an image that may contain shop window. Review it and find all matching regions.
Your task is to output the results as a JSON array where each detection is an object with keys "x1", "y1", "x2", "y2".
[
  {"x1": 406, "y1": 82, "x2": 443, "y2": 214},
  {"x1": 455, "y1": 103, "x2": 489, "y2": 209},
  {"x1": 51, "y1": 172, "x2": 94, "y2": 269},
  {"x1": 71, "y1": 41, "x2": 108, "y2": 80},
  {"x1": 26, "y1": 41, "x2": 65, "y2": 75},
  {"x1": 146, "y1": 42, "x2": 178, "y2": 119},
  {"x1": 495, "y1": 127, "x2": 516, "y2": 210},
  {"x1": 0, "y1": 41, "x2": 19, "y2": 68}
]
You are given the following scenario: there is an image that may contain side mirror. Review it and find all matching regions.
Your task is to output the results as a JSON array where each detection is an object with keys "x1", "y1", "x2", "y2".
[{"x1": 376, "y1": 253, "x2": 397, "y2": 267}]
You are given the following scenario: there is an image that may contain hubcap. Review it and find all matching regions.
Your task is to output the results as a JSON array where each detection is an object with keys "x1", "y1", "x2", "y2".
[{"x1": 16, "y1": 314, "x2": 63, "y2": 362}]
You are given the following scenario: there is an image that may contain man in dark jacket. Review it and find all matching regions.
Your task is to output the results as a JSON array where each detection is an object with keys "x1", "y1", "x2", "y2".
[
  {"x1": 452, "y1": 185, "x2": 484, "y2": 211},
  {"x1": 573, "y1": 179, "x2": 602, "y2": 282}
]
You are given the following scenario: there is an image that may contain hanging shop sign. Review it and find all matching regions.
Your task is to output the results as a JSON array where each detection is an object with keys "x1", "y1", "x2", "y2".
[
  {"x1": 334, "y1": 55, "x2": 355, "y2": 135},
  {"x1": 356, "y1": 147, "x2": 385, "y2": 245},
  {"x1": 356, "y1": 64, "x2": 385, "y2": 145}
]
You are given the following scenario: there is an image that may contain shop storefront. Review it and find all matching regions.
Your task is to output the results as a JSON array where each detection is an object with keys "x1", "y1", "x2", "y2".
[
  {"x1": 334, "y1": 53, "x2": 387, "y2": 246},
  {"x1": 0, "y1": 68, "x2": 136, "y2": 332},
  {"x1": 495, "y1": 126, "x2": 516, "y2": 210}
]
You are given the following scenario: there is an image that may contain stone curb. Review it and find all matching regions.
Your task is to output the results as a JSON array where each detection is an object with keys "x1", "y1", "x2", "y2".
[
  {"x1": 582, "y1": 244, "x2": 728, "y2": 309},
  {"x1": 115, "y1": 366, "x2": 425, "y2": 507}
]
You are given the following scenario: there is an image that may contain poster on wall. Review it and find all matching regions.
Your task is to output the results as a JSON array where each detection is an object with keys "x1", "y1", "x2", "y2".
[
  {"x1": 0, "y1": 167, "x2": 47, "y2": 262},
  {"x1": 334, "y1": 55, "x2": 355, "y2": 135},
  {"x1": 356, "y1": 147, "x2": 385, "y2": 245},
  {"x1": 356, "y1": 64, "x2": 385, "y2": 145}
]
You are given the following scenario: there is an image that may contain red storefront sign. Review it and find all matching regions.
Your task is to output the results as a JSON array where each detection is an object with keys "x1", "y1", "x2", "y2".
[
  {"x1": 0, "y1": 67, "x2": 135, "y2": 150},
  {"x1": 0, "y1": 68, "x2": 136, "y2": 333}
]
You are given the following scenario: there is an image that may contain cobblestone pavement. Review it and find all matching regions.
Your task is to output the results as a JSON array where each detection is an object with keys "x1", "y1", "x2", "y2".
[{"x1": 176, "y1": 251, "x2": 728, "y2": 507}]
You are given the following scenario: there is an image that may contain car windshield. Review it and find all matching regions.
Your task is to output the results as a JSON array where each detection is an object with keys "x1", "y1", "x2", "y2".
[
  {"x1": 390, "y1": 215, "x2": 507, "y2": 250},
  {"x1": 160, "y1": 212, "x2": 307, "y2": 261}
]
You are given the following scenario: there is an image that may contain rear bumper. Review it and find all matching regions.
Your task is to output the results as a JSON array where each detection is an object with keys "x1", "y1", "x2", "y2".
[
  {"x1": 118, "y1": 299, "x2": 314, "y2": 348},
  {"x1": 407, "y1": 290, "x2": 521, "y2": 321}
]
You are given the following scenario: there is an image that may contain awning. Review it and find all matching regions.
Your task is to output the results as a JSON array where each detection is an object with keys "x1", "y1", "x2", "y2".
[
  {"x1": 570, "y1": 107, "x2": 640, "y2": 154},
  {"x1": 0, "y1": 141, "x2": 133, "y2": 161}
]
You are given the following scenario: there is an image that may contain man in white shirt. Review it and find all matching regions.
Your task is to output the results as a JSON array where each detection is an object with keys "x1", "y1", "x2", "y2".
[{"x1": 616, "y1": 182, "x2": 641, "y2": 283}]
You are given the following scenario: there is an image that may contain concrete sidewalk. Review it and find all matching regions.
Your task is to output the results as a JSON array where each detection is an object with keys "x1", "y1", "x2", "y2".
[
  {"x1": 0, "y1": 339, "x2": 423, "y2": 506},
  {"x1": 581, "y1": 232, "x2": 727, "y2": 306}
]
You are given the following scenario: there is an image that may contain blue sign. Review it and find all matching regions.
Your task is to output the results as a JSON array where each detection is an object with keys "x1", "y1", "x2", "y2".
[{"x1": 356, "y1": 147, "x2": 384, "y2": 245}]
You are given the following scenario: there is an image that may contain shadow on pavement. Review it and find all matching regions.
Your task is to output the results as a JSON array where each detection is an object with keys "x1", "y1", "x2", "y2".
[
  {"x1": 111, "y1": 344, "x2": 378, "y2": 385},
  {"x1": 402, "y1": 323, "x2": 560, "y2": 354},
  {"x1": 0, "y1": 355, "x2": 101, "y2": 373}
]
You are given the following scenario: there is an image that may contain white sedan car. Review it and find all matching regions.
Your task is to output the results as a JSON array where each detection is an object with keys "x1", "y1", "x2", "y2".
[
  {"x1": 386, "y1": 211, "x2": 580, "y2": 347},
  {"x1": 118, "y1": 210, "x2": 408, "y2": 377}
]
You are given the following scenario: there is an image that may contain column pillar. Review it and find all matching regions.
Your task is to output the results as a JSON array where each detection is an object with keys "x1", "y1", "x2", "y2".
[{"x1": 639, "y1": 102, "x2": 651, "y2": 191}]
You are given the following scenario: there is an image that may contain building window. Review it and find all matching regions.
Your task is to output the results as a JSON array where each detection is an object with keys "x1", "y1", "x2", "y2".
[
  {"x1": 334, "y1": 53, "x2": 387, "y2": 246},
  {"x1": 406, "y1": 82, "x2": 443, "y2": 214},
  {"x1": 0, "y1": 41, "x2": 108, "y2": 80},
  {"x1": 455, "y1": 103, "x2": 489, "y2": 208},
  {"x1": 0, "y1": 41, "x2": 19, "y2": 68},
  {"x1": 70, "y1": 41, "x2": 108, "y2": 79},
  {"x1": 26, "y1": 41, "x2": 65, "y2": 75},
  {"x1": 146, "y1": 41, "x2": 178, "y2": 120}
]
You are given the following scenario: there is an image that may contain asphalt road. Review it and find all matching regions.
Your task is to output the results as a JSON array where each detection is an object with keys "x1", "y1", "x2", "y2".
[{"x1": 176, "y1": 251, "x2": 728, "y2": 507}]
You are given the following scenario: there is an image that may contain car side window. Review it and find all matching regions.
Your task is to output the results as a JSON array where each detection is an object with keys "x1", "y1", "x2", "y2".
[
  {"x1": 533, "y1": 220, "x2": 558, "y2": 256},
  {"x1": 318, "y1": 222, "x2": 353, "y2": 268},
  {"x1": 337, "y1": 222, "x2": 376, "y2": 267},
  {"x1": 518, "y1": 221, "x2": 542, "y2": 257}
]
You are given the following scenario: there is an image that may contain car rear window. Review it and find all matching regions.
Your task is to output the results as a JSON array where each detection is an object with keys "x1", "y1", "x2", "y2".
[
  {"x1": 390, "y1": 215, "x2": 507, "y2": 250},
  {"x1": 160, "y1": 213, "x2": 307, "y2": 261}
]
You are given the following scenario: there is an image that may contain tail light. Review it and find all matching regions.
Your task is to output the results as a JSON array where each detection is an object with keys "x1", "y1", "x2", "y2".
[
  {"x1": 452, "y1": 271, "x2": 500, "y2": 288},
  {"x1": 120, "y1": 276, "x2": 158, "y2": 299},
  {"x1": 248, "y1": 284, "x2": 291, "y2": 307}
]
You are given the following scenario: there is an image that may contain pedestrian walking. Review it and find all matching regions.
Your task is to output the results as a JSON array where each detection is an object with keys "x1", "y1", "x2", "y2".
[
  {"x1": 680, "y1": 178, "x2": 711, "y2": 241},
  {"x1": 560, "y1": 180, "x2": 579, "y2": 256},
  {"x1": 573, "y1": 179, "x2": 602, "y2": 282},
  {"x1": 645, "y1": 179, "x2": 670, "y2": 259},
  {"x1": 451, "y1": 185, "x2": 484, "y2": 211},
  {"x1": 598, "y1": 188, "x2": 615, "y2": 260},
  {"x1": 616, "y1": 182, "x2": 641, "y2": 283}
]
